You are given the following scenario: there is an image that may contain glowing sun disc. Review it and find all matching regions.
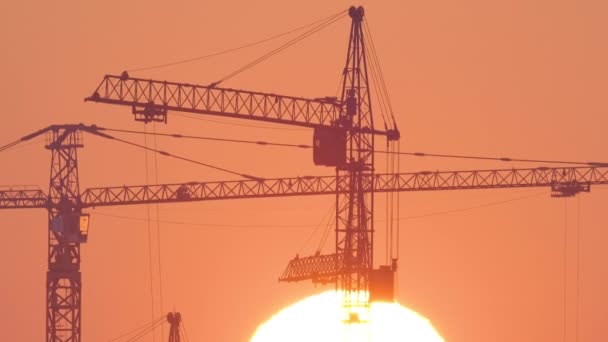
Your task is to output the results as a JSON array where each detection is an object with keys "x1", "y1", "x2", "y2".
[{"x1": 251, "y1": 291, "x2": 444, "y2": 342}]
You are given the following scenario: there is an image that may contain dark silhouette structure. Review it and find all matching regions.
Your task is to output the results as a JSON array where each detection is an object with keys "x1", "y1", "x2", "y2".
[
  {"x1": 1, "y1": 6, "x2": 607, "y2": 342},
  {"x1": 167, "y1": 312, "x2": 181, "y2": 342},
  {"x1": 86, "y1": 5, "x2": 402, "y2": 321},
  {"x1": 1, "y1": 124, "x2": 606, "y2": 341}
]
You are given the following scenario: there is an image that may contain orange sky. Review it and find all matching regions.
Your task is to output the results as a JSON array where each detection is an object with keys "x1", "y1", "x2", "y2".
[{"x1": 1, "y1": 0, "x2": 607, "y2": 341}]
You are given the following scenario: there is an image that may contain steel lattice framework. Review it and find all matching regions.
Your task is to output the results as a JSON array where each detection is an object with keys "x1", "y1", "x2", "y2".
[
  {"x1": 3, "y1": 165, "x2": 606, "y2": 210},
  {"x1": 2, "y1": 5, "x2": 606, "y2": 341},
  {"x1": 87, "y1": 75, "x2": 352, "y2": 131},
  {"x1": 332, "y1": 6, "x2": 376, "y2": 313},
  {"x1": 46, "y1": 127, "x2": 84, "y2": 342},
  {"x1": 65, "y1": 166, "x2": 608, "y2": 204},
  {"x1": 0, "y1": 188, "x2": 47, "y2": 208},
  {"x1": 279, "y1": 253, "x2": 343, "y2": 284},
  {"x1": 1, "y1": 124, "x2": 608, "y2": 341}
]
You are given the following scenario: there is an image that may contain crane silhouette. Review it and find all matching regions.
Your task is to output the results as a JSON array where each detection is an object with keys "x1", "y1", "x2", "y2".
[{"x1": 1, "y1": 6, "x2": 606, "y2": 342}]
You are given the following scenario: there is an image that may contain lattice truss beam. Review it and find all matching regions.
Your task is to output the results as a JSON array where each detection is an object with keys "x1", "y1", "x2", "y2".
[
  {"x1": 2, "y1": 166, "x2": 606, "y2": 210},
  {"x1": 45, "y1": 126, "x2": 84, "y2": 342},
  {"x1": 279, "y1": 252, "x2": 343, "y2": 284},
  {"x1": 85, "y1": 75, "x2": 396, "y2": 136},
  {"x1": 86, "y1": 75, "x2": 341, "y2": 128},
  {"x1": 336, "y1": 6, "x2": 375, "y2": 302},
  {"x1": 0, "y1": 189, "x2": 47, "y2": 208}
]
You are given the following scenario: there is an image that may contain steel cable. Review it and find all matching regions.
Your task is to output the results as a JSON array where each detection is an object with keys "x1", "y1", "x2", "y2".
[
  {"x1": 214, "y1": 11, "x2": 348, "y2": 86},
  {"x1": 107, "y1": 315, "x2": 165, "y2": 342},
  {"x1": 88, "y1": 130, "x2": 262, "y2": 180},
  {"x1": 127, "y1": 9, "x2": 347, "y2": 73}
]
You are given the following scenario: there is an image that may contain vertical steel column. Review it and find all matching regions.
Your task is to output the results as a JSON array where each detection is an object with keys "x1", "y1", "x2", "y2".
[
  {"x1": 167, "y1": 312, "x2": 182, "y2": 342},
  {"x1": 336, "y1": 6, "x2": 375, "y2": 317},
  {"x1": 46, "y1": 127, "x2": 83, "y2": 342}
]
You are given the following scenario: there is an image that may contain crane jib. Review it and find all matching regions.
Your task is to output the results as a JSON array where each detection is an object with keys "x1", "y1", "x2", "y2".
[
  {"x1": 85, "y1": 74, "x2": 397, "y2": 137},
  {"x1": 3, "y1": 166, "x2": 607, "y2": 210},
  {"x1": 74, "y1": 166, "x2": 608, "y2": 208}
]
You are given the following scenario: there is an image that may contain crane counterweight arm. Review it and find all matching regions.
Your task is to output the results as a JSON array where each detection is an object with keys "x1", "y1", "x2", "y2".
[
  {"x1": 86, "y1": 74, "x2": 346, "y2": 130},
  {"x1": 279, "y1": 252, "x2": 342, "y2": 284},
  {"x1": 0, "y1": 189, "x2": 48, "y2": 209},
  {"x1": 79, "y1": 166, "x2": 608, "y2": 208}
]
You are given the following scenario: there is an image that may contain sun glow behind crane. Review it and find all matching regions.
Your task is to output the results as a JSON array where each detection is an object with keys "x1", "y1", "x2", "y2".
[{"x1": 250, "y1": 291, "x2": 444, "y2": 342}]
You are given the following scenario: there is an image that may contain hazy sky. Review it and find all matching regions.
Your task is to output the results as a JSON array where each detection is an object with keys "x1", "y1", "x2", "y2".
[{"x1": 0, "y1": 0, "x2": 607, "y2": 341}]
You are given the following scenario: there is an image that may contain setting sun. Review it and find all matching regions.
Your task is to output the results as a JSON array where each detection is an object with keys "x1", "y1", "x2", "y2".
[{"x1": 251, "y1": 291, "x2": 444, "y2": 342}]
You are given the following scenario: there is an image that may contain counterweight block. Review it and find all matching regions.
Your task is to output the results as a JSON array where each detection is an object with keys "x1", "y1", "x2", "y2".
[
  {"x1": 313, "y1": 127, "x2": 346, "y2": 167},
  {"x1": 369, "y1": 265, "x2": 395, "y2": 303}
]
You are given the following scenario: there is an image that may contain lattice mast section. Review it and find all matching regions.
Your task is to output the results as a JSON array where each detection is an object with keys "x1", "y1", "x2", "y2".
[
  {"x1": 46, "y1": 127, "x2": 85, "y2": 342},
  {"x1": 335, "y1": 6, "x2": 375, "y2": 315}
]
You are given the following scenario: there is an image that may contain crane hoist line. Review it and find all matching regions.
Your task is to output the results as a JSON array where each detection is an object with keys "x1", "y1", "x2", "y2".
[{"x1": 1, "y1": 6, "x2": 605, "y2": 342}]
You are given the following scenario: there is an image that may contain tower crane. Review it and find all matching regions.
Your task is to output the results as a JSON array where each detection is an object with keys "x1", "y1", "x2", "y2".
[
  {"x1": 2, "y1": 123, "x2": 608, "y2": 341},
  {"x1": 2, "y1": 6, "x2": 607, "y2": 342},
  {"x1": 86, "y1": 5, "x2": 397, "y2": 320},
  {"x1": 83, "y1": 4, "x2": 606, "y2": 327}
]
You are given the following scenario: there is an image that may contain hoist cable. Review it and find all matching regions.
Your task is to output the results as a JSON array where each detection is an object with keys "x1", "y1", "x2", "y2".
[
  {"x1": 363, "y1": 23, "x2": 391, "y2": 131},
  {"x1": 563, "y1": 199, "x2": 567, "y2": 342},
  {"x1": 143, "y1": 125, "x2": 157, "y2": 342},
  {"x1": 298, "y1": 204, "x2": 335, "y2": 255},
  {"x1": 364, "y1": 20, "x2": 397, "y2": 128},
  {"x1": 365, "y1": 44, "x2": 390, "y2": 131},
  {"x1": 396, "y1": 142, "x2": 401, "y2": 258},
  {"x1": 576, "y1": 196, "x2": 581, "y2": 342},
  {"x1": 317, "y1": 205, "x2": 336, "y2": 252},
  {"x1": 151, "y1": 123, "x2": 165, "y2": 341}
]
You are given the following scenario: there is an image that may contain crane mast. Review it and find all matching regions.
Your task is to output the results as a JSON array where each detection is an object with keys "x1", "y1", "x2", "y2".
[
  {"x1": 46, "y1": 126, "x2": 85, "y2": 342},
  {"x1": 335, "y1": 6, "x2": 375, "y2": 317}
]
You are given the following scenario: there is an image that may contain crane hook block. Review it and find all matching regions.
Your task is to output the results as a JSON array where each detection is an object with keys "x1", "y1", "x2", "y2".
[
  {"x1": 132, "y1": 102, "x2": 168, "y2": 124},
  {"x1": 313, "y1": 127, "x2": 346, "y2": 167}
]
